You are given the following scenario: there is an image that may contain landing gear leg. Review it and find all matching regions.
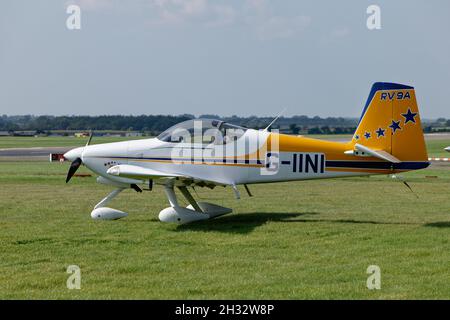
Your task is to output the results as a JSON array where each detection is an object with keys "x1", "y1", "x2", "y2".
[
  {"x1": 91, "y1": 188, "x2": 128, "y2": 220},
  {"x1": 94, "y1": 188, "x2": 124, "y2": 209}
]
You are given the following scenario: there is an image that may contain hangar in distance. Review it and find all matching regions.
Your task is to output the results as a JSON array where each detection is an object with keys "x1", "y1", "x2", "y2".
[{"x1": 64, "y1": 82, "x2": 429, "y2": 224}]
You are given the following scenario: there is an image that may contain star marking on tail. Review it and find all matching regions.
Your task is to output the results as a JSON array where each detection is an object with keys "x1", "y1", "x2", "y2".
[
  {"x1": 376, "y1": 127, "x2": 385, "y2": 138},
  {"x1": 401, "y1": 108, "x2": 418, "y2": 124},
  {"x1": 389, "y1": 120, "x2": 401, "y2": 133},
  {"x1": 364, "y1": 132, "x2": 371, "y2": 139}
]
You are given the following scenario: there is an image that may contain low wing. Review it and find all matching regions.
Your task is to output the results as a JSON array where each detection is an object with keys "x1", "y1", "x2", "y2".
[
  {"x1": 107, "y1": 164, "x2": 185, "y2": 179},
  {"x1": 106, "y1": 164, "x2": 225, "y2": 187}
]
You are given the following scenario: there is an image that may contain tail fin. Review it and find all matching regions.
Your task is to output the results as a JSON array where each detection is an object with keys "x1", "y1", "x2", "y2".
[{"x1": 352, "y1": 82, "x2": 428, "y2": 163}]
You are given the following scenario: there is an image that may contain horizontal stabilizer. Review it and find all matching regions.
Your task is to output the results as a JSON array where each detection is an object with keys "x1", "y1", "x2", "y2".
[
  {"x1": 356, "y1": 143, "x2": 401, "y2": 163},
  {"x1": 345, "y1": 143, "x2": 401, "y2": 163}
]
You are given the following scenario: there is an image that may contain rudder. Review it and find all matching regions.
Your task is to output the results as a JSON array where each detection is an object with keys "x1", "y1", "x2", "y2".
[{"x1": 352, "y1": 82, "x2": 428, "y2": 162}]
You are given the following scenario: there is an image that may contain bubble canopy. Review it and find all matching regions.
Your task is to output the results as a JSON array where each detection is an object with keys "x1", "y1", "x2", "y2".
[{"x1": 157, "y1": 119, "x2": 248, "y2": 144}]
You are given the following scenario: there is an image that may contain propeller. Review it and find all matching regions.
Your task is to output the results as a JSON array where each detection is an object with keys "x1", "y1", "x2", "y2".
[
  {"x1": 66, "y1": 157, "x2": 82, "y2": 183},
  {"x1": 65, "y1": 131, "x2": 93, "y2": 183}
]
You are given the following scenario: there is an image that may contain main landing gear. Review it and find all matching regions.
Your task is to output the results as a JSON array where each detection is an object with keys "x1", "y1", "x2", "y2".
[
  {"x1": 159, "y1": 184, "x2": 232, "y2": 224},
  {"x1": 89, "y1": 183, "x2": 232, "y2": 224}
]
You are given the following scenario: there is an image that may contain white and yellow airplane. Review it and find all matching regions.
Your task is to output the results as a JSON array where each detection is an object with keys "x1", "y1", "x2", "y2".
[{"x1": 64, "y1": 82, "x2": 429, "y2": 224}]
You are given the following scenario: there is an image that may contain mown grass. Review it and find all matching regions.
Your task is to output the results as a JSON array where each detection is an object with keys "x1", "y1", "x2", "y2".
[
  {"x1": 426, "y1": 138, "x2": 450, "y2": 157},
  {"x1": 1, "y1": 160, "x2": 450, "y2": 299}
]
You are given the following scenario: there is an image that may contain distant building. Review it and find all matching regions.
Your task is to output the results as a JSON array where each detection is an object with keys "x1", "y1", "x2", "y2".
[
  {"x1": 13, "y1": 131, "x2": 37, "y2": 137},
  {"x1": 125, "y1": 132, "x2": 143, "y2": 137},
  {"x1": 0, "y1": 131, "x2": 11, "y2": 136},
  {"x1": 74, "y1": 132, "x2": 90, "y2": 138},
  {"x1": 103, "y1": 133, "x2": 122, "y2": 137}
]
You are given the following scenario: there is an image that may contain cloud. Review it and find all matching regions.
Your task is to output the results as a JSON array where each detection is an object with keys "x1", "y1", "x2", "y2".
[
  {"x1": 318, "y1": 26, "x2": 351, "y2": 46},
  {"x1": 245, "y1": 0, "x2": 267, "y2": 14},
  {"x1": 330, "y1": 27, "x2": 350, "y2": 38},
  {"x1": 66, "y1": 0, "x2": 115, "y2": 12},
  {"x1": 248, "y1": 15, "x2": 312, "y2": 40},
  {"x1": 206, "y1": 5, "x2": 236, "y2": 27},
  {"x1": 148, "y1": 0, "x2": 235, "y2": 27},
  {"x1": 148, "y1": 0, "x2": 312, "y2": 39},
  {"x1": 243, "y1": 0, "x2": 312, "y2": 40},
  {"x1": 65, "y1": 0, "x2": 312, "y2": 39}
]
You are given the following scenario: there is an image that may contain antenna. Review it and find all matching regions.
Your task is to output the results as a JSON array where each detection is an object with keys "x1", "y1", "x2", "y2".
[
  {"x1": 263, "y1": 108, "x2": 287, "y2": 132},
  {"x1": 85, "y1": 130, "x2": 93, "y2": 146}
]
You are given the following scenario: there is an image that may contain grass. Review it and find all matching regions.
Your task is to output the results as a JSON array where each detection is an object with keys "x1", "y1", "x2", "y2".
[
  {"x1": 426, "y1": 138, "x2": 450, "y2": 157},
  {"x1": 1, "y1": 158, "x2": 450, "y2": 299}
]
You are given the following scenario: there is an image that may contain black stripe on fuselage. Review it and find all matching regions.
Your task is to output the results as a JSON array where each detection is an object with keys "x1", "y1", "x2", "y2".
[
  {"x1": 326, "y1": 161, "x2": 430, "y2": 170},
  {"x1": 95, "y1": 156, "x2": 429, "y2": 171}
]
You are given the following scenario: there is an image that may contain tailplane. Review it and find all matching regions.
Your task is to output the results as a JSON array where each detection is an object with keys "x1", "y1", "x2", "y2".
[{"x1": 352, "y1": 82, "x2": 428, "y2": 165}]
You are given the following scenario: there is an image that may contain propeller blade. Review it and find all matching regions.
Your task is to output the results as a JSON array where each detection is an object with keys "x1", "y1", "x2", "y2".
[{"x1": 66, "y1": 157, "x2": 82, "y2": 183}]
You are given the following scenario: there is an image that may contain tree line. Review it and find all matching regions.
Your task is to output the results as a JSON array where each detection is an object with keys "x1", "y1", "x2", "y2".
[{"x1": 1, "y1": 114, "x2": 449, "y2": 135}]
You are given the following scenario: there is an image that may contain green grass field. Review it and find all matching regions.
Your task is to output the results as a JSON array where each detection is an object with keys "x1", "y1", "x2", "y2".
[{"x1": 1, "y1": 137, "x2": 450, "y2": 299}]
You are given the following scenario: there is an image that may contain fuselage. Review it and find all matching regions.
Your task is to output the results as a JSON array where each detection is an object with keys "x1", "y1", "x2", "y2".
[{"x1": 64, "y1": 128, "x2": 429, "y2": 187}]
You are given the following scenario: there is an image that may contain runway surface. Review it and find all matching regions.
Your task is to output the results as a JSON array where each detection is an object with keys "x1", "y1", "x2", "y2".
[{"x1": 0, "y1": 147, "x2": 71, "y2": 160}]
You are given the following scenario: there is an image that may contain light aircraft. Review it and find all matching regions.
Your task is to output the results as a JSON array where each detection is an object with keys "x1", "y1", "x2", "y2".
[{"x1": 64, "y1": 82, "x2": 429, "y2": 224}]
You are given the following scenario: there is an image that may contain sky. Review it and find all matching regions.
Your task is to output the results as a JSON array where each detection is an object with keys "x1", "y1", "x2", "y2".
[{"x1": 0, "y1": 0, "x2": 450, "y2": 118}]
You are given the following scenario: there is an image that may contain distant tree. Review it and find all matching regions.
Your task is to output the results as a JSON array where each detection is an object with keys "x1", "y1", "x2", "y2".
[
  {"x1": 289, "y1": 123, "x2": 300, "y2": 134},
  {"x1": 308, "y1": 127, "x2": 322, "y2": 134},
  {"x1": 320, "y1": 126, "x2": 331, "y2": 134}
]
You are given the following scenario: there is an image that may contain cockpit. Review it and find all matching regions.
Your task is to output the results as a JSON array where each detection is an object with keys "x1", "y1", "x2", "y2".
[{"x1": 157, "y1": 119, "x2": 248, "y2": 144}]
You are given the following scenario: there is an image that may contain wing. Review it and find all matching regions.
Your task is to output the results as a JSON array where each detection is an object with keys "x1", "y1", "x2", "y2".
[
  {"x1": 107, "y1": 164, "x2": 185, "y2": 179},
  {"x1": 106, "y1": 164, "x2": 225, "y2": 188}
]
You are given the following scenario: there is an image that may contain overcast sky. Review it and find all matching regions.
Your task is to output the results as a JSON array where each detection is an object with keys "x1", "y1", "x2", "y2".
[{"x1": 1, "y1": 0, "x2": 449, "y2": 118}]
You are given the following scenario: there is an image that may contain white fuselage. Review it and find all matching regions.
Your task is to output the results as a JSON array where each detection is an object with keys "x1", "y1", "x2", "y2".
[{"x1": 65, "y1": 129, "x2": 368, "y2": 188}]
